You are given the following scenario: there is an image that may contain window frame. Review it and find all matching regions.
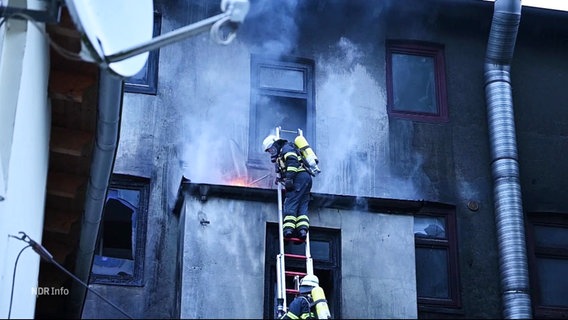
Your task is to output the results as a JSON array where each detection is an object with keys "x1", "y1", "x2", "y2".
[
  {"x1": 526, "y1": 212, "x2": 568, "y2": 318},
  {"x1": 263, "y1": 223, "x2": 340, "y2": 319},
  {"x1": 124, "y1": 10, "x2": 162, "y2": 95},
  {"x1": 415, "y1": 206, "x2": 461, "y2": 313},
  {"x1": 248, "y1": 55, "x2": 315, "y2": 168},
  {"x1": 386, "y1": 40, "x2": 449, "y2": 123},
  {"x1": 90, "y1": 174, "x2": 150, "y2": 286}
]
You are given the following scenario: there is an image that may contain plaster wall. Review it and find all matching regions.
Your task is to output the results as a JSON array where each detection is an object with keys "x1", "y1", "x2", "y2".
[{"x1": 179, "y1": 193, "x2": 416, "y2": 319}]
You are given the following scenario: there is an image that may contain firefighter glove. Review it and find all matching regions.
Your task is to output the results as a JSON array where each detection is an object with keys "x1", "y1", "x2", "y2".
[{"x1": 285, "y1": 179, "x2": 294, "y2": 191}]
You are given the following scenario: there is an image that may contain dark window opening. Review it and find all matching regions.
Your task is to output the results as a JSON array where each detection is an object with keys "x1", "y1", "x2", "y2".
[
  {"x1": 101, "y1": 197, "x2": 134, "y2": 260},
  {"x1": 90, "y1": 175, "x2": 150, "y2": 286},
  {"x1": 526, "y1": 212, "x2": 568, "y2": 318},
  {"x1": 386, "y1": 40, "x2": 448, "y2": 123},
  {"x1": 255, "y1": 95, "x2": 307, "y2": 145},
  {"x1": 264, "y1": 223, "x2": 340, "y2": 319},
  {"x1": 249, "y1": 55, "x2": 315, "y2": 168}
]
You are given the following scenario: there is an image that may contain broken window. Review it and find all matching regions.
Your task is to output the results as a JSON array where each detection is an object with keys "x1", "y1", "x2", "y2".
[
  {"x1": 386, "y1": 40, "x2": 448, "y2": 122},
  {"x1": 414, "y1": 208, "x2": 461, "y2": 311},
  {"x1": 90, "y1": 174, "x2": 149, "y2": 286},
  {"x1": 249, "y1": 55, "x2": 315, "y2": 167}
]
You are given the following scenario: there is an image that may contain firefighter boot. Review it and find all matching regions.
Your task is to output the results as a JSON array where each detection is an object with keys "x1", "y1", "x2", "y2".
[
  {"x1": 283, "y1": 215, "x2": 297, "y2": 239},
  {"x1": 298, "y1": 228, "x2": 308, "y2": 241},
  {"x1": 296, "y1": 214, "x2": 310, "y2": 240}
]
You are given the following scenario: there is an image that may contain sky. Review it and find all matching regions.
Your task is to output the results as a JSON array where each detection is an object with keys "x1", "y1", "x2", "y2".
[
  {"x1": 522, "y1": 0, "x2": 568, "y2": 11},
  {"x1": 484, "y1": 0, "x2": 568, "y2": 12}
]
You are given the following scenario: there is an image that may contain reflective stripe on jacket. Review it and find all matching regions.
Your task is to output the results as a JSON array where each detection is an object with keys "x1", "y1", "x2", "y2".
[{"x1": 277, "y1": 142, "x2": 305, "y2": 180}]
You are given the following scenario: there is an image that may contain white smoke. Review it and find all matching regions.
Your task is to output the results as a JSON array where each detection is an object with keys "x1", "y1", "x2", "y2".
[
  {"x1": 241, "y1": 0, "x2": 300, "y2": 56},
  {"x1": 179, "y1": 0, "x2": 427, "y2": 200}
]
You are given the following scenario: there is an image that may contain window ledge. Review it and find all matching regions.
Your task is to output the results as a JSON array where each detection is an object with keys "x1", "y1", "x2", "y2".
[{"x1": 418, "y1": 305, "x2": 464, "y2": 316}]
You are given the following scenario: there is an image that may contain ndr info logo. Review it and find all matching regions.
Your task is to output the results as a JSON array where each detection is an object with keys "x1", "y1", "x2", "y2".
[{"x1": 31, "y1": 286, "x2": 69, "y2": 296}]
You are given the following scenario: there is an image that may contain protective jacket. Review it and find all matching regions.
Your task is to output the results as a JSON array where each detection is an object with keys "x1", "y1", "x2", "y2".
[
  {"x1": 276, "y1": 142, "x2": 307, "y2": 181},
  {"x1": 281, "y1": 294, "x2": 315, "y2": 320},
  {"x1": 276, "y1": 142, "x2": 313, "y2": 237}
]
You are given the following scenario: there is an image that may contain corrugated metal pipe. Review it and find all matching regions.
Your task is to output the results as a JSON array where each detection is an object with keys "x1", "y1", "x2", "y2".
[{"x1": 484, "y1": 0, "x2": 532, "y2": 318}]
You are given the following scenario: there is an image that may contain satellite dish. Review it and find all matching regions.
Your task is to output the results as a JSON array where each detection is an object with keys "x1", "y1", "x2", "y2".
[{"x1": 64, "y1": 0, "x2": 154, "y2": 77}]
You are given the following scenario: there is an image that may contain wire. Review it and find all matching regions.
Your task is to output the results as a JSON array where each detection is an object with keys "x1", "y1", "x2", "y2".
[
  {"x1": 8, "y1": 244, "x2": 31, "y2": 319},
  {"x1": 49, "y1": 257, "x2": 134, "y2": 319},
  {"x1": 0, "y1": 12, "x2": 83, "y2": 61},
  {"x1": 9, "y1": 232, "x2": 134, "y2": 319}
]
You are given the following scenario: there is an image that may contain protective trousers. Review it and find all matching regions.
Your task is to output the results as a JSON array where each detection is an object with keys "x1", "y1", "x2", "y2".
[{"x1": 283, "y1": 171, "x2": 312, "y2": 237}]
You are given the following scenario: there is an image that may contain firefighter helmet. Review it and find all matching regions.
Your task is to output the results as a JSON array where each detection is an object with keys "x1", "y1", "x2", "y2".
[
  {"x1": 299, "y1": 274, "x2": 319, "y2": 293},
  {"x1": 262, "y1": 134, "x2": 278, "y2": 152}
]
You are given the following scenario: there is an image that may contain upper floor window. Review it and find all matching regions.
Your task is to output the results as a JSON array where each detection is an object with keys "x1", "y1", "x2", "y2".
[
  {"x1": 526, "y1": 212, "x2": 568, "y2": 318},
  {"x1": 124, "y1": 10, "x2": 162, "y2": 95},
  {"x1": 386, "y1": 40, "x2": 448, "y2": 122},
  {"x1": 90, "y1": 174, "x2": 150, "y2": 286},
  {"x1": 414, "y1": 206, "x2": 461, "y2": 313},
  {"x1": 248, "y1": 55, "x2": 315, "y2": 167}
]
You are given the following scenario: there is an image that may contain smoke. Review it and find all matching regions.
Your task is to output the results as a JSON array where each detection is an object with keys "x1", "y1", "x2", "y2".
[
  {"x1": 180, "y1": 0, "x2": 307, "y2": 185},
  {"x1": 179, "y1": 38, "x2": 251, "y2": 185},
  {"x1": 310, "y1": 37, "x2": 386, "y2": 197},
  {"x1": 240, "y1": 0, "x2": 301, "y2": 56},
  {"x1": 179, "y1": 0, "x2": 427, "y2": 200}
]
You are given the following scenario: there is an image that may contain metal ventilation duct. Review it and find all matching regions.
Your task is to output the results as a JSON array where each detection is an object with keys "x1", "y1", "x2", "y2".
[{"x1": 483, "y1": 0, "x2": 532, "y2": 318}]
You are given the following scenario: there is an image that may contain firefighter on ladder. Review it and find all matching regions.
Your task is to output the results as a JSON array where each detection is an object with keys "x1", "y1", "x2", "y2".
[{"x1": 263, "y1": 134, "x2": 312, "y2": 240}]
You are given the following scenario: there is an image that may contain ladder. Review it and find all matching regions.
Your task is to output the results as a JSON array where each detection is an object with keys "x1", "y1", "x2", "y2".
[{"x1": 275, "y1": 126, "x2": 314, "y2": 318}]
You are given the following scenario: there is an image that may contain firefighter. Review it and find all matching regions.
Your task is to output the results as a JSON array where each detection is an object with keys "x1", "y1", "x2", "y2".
[
  {"x1": 263, "y1": 134, "x2": 313, "y2": 240},
  {"x1": 281, "y1": 275, "x2": 319, "y2": 320}
]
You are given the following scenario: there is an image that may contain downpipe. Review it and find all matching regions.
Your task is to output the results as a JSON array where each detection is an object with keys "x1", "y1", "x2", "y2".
[
  {"x1": 484, "y1": 0, "x2": 532, "y2": 318},
  {"x1": 68, "y1": 70, "x2": 123, "y2": 318}
]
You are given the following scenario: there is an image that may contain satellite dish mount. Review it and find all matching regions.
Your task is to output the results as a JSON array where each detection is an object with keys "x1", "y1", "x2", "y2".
[
  {"x1": 104, "y1": 0, "x2": 249, "y2": 65},
  {"x1": 1, "y1": 0, "x2": 250, "y2": 78},
  {"x1": 0, "y1": 0, "x2": 62, "y2": 23}
]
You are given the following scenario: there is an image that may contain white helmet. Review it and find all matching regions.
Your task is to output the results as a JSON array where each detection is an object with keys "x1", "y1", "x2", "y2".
[
  {"x1": 262, "y1": 134, "x2": 278, "y2": 152},
  {"x1": 299, "y1": 274, "x2": 319, "y2": 293}
]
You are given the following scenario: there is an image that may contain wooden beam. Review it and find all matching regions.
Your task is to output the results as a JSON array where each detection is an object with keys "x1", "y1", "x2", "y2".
[
  {"x1": 46, "y1": 172, "x2": 86, "y2": 199},
  {"x1": 50, "y1": 126, "x2": 93, "y2": 157},
  {"x1": 44, "y1": 209, "x2": 80, "y2": 234}
]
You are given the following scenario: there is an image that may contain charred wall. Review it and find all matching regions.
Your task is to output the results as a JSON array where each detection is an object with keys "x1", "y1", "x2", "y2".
[{"x1": 81, "y1": 0, "x2": 568, "y2": 319}]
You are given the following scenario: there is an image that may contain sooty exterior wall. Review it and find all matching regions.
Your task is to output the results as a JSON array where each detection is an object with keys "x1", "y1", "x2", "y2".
[
  {"x1": 178, "y1": 184, "x2": 418, "y2": 319},
  {"x1": 81, "y1": 0, "x2": 568, "y2": 319}
]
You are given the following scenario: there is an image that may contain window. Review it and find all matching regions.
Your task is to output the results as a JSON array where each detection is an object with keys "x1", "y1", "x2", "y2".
[
  {"x1": 526, "y1": 212, "x2": 568, "y2": 318},
  {"x1": 264, "y1": 224, "x2": 340, "y2": 319},
  {"x1": 90, "y1": 175, "x2": 150, "y2": 286},
  {"x1": 249, "y1": 55, "x2": 315, "y2": 167},
  {"x1": 124, "y1": 10, "x2": 162, "y2": 95},
  {"x1": 386, "y1": 40, "x2": 448, "y2": 122},
  {"x1": 414, "y1": 206, "x2": 461, "y2": 312}
]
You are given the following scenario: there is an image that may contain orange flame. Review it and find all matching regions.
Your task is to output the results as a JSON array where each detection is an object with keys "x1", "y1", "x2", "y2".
[{"x1": 227, "y1": 177, "x2": 249, "y2": 187}]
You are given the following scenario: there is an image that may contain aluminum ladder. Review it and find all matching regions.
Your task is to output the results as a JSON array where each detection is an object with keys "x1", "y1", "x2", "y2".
[{"x1": 274, "y1": 126, "x2": 314, "y2": 318}]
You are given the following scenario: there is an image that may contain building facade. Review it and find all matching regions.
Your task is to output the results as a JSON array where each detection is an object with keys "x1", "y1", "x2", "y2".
[{"x1": 81, "y1": 0, "x2": 568, "y2": 318}]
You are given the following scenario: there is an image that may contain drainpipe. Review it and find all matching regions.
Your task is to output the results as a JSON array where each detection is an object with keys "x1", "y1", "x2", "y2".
[
  {"x1": 484, "y1": 0, "x2": 532, "y2": 318},
  {"x1": 68, "y1": 70, "x2": 123, "y2": 318}
]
